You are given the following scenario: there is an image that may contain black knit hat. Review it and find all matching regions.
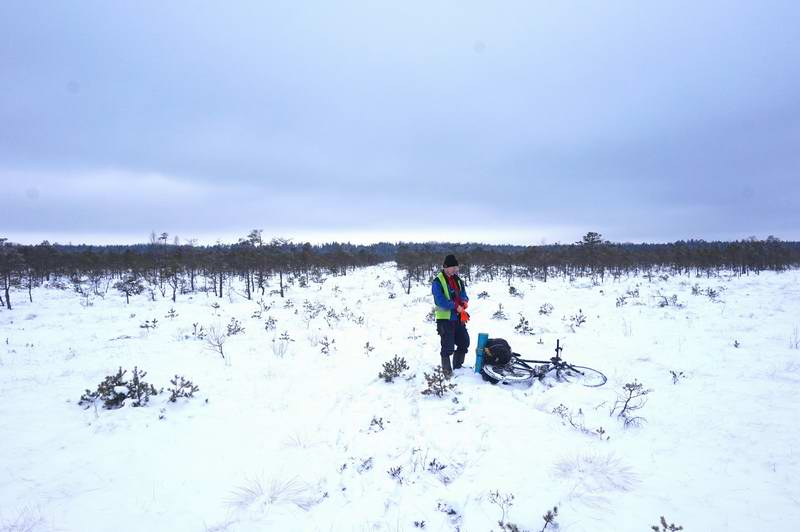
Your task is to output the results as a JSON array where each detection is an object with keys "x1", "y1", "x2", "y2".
[{"x1": 443, "y1": 254, "x2": 459, "y2": 267}]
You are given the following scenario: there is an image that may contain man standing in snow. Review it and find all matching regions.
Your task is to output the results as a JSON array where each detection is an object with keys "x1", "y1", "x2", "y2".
[{"x1": 432, "y1": 254, "x2": 470, "y2": 376}]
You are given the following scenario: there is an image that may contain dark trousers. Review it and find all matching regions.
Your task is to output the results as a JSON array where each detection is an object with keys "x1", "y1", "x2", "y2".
[{"x1": 437, "y1": 319, "x2": 470, "y2": 371}]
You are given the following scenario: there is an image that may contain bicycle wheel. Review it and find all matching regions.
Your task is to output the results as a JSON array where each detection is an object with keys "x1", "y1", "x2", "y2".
[
  {"x1": 482, "y1": 362, "x2": 535, "y2": 384},
  {"x1": 556, "y1": 365, "x2": 607, "y2": 387}
]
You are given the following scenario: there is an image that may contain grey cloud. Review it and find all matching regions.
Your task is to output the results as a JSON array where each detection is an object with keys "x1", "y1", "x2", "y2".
[{"x1": 2, "y1": 0, "x2": 799, "y2": 243}]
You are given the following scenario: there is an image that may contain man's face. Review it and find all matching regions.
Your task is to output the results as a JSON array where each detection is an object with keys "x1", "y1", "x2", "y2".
[{"x1": 444, "y1": 265, "x2": 459, "y2": 276}]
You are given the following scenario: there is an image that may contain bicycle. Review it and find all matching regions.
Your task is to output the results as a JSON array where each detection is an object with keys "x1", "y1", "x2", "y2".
[{"x1": 481, "y1": 339, "x2": 607, "y2": 387}]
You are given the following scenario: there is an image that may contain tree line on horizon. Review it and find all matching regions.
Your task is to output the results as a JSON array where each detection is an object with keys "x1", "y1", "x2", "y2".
[{"x1": 1, "y1": 231, "x2": 798, "y2": 310}]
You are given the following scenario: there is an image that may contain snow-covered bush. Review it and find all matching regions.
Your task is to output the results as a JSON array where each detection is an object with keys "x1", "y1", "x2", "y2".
[
  {"x1": 538, "y1": 302, "x2": 554, "y2": 315},
  {"x1": 378, "y1": 355, "x2": 409, "y2": 382},
  {"x1": 79, "y1": 367, "x2": 128, "y2": 410},
  {"x1": 79, "y1": 367, "x2": 159, "y2": 410}
]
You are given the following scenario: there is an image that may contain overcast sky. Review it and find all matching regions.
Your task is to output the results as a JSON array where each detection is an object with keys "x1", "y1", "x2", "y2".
[{"x1": 2, "y1": 1, "x2": 799, "y2": 245}]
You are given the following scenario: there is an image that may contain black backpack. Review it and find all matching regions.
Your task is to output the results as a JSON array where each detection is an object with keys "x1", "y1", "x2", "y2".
[
  {"x1": 483, "y1": 338, "x2": 513, "y2": 365},
  {"x1": 481, "y1": 338, "x2": 513, "y2": 384}
]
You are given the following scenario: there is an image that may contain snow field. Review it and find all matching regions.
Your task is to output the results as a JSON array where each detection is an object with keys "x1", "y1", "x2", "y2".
[{"x1": 1, "y1": 264, "x2": 799, "y2": 531}]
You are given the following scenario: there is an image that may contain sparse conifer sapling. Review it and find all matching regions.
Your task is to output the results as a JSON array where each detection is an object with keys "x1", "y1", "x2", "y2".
[
  {"x1": 541, "y1": 506, "x2": 559, "y2": 531},
  {"x1": 567, "y1": 309, "x2": 586, "y2": 331},
  {"x1": 378, "y1": 355, "x2": 409, "y2": 382},
  {"x1": 387, "y1": 466, "x2": 403, "y2": 484},
  {"x1": 651, "y1": 516, "x2": 683, "y2": 531},
  {"x1": 319, "y1": 336, "x2": 335, "y2": 355},
  {"x1": 127, "y1": 367, "x2": 158, "y2": 407},
  {"x1": 167, "y1": 375, "x2": 199, "y2": 402},
  {"x1": 369, "y1": 416, "x2": 385, "y2": 432},
  {"x1": 226, "y1": 317, "x2": 244, "y2": 336},
  {"x1": 421, "y1": 366, "x2": 457, "y2": 397},
  {"x1": 192, "y1": 322, "x2": 205, "y2": 339},
  {"x1": 514, "y1": 314, "x2": 535, "y2": 335},
  {"x1": 78, "y1": 366, "x2": 159, "y2": 410}
]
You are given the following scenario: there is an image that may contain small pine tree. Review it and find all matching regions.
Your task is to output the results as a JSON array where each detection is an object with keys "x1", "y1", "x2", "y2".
[
  {"x1": 167, "y1": 375, "x2": 199, "y2": 402},
  {"x1": 128, "y1": 367, "x2": 158, "y2": 407},
  {"x1": 79, "y1": 367, "x2": 128, "y2": 410},
  {"x1": 421, "y1": 366, "x2": 456, "y2": 397},
  {"x1": 378, "y1": 355, "x2": 409, "y2": 382}
]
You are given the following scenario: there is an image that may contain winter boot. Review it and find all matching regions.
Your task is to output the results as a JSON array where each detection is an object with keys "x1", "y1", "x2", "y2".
[{"x1": 440, "y1": 354, "x2": 453, "y2": 377}]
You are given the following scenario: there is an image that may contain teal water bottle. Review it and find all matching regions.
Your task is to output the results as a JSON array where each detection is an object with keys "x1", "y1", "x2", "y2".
[{"x1": 475, "y1": 332, "x2": 489, "y2": 373}]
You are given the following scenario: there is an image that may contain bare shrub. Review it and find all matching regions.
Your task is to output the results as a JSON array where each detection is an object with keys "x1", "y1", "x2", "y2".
[
  {"x1": 206, "y1": 325, "x2": 227, "y2": 359},
  {"x1": 610, "y1": 381, "x2": 652, "y2": 427}
]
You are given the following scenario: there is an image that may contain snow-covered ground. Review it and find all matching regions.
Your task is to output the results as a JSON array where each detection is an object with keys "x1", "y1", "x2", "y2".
[{"x1": 2, "y1": 264, "x2": 799, "y2": 531}]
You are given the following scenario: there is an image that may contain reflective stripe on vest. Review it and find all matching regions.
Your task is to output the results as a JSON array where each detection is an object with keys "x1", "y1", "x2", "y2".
[{"x1": 434, "y1": 271, "x2": 462, "y2": 320}]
